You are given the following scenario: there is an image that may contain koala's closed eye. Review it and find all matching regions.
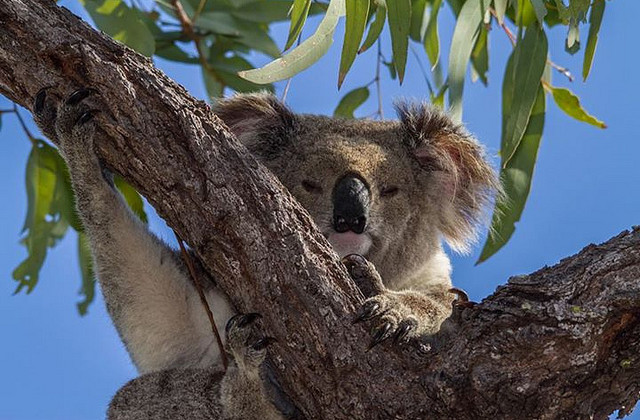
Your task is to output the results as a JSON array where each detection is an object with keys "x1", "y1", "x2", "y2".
[
  {"x1": 302, "y1": 180, "x2": 323, "y2": 194},
  {"x1": 380, "y1": 186, "x2": 399, "y2": 198}
]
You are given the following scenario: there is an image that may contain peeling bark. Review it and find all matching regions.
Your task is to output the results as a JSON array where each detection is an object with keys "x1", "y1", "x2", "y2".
[{"x1": 1, "y1": 1, "x2": 638, "y2": 418}]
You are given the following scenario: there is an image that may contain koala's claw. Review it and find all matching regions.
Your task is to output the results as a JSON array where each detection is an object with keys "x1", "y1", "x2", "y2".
[
  {"x1": 252, "y1": 336, "x2": 277, "y2": 351},
  {"x1": 225, "y1": 312, "x2": 262, "y2": 333},
  {"x1": 34, "y1": 88, "x2": 48, "y2": 113},
  {"x1": 368, "y1": 322, "x2": 393, "y2": 350},
  {"x1": 394, "y1": 319, "x2": 417, "y2": 344},
  {"x1": 78, "y1": 110, "x2": 99, "y2": 125},
  {"x1": 353, "y1": 300, "x2": 382, "y2": 324},
  {"x1": 66, "y1": 88, "x2": 97, "y2": 106}
]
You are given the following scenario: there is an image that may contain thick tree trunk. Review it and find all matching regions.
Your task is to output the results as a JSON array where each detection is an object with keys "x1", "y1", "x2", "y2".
[{"x1": 1, "y1": 1, "x2": 638, "y2": 418}]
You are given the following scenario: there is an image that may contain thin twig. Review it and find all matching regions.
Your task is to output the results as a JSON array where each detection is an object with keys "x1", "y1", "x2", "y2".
[
  {"x1": 193, "y1": 0, "x2": 208, "y2": 21},
  {"x1": 375, "y1": 40, "x2": 384, "y2": 119},
  {"x1": 174, "y1": 231, "x2": 228, "y2": 370},
  {"x1": 13, "y1": 104, "x2": 35, "y2": 143},
  {"x1": 281, "y1": 33, "x2": 303, "y2": 103},
  {"x1": 409, "y1": 44, "x2": 435, "y2": 96}
]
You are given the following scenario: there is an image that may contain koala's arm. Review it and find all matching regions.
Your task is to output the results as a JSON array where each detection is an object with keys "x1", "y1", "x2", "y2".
[
  {"x1": 344, "y1": 255, "x2": 454, "y2": 346},
  {"x1": 108, "y1": 314, "x2": 283, "y2": 420},
  {"x1": 33, "y1": 88, "x2": 234, "y2": 373}
]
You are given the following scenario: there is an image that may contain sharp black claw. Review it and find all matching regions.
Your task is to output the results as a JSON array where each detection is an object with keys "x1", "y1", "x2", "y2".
[
  {"x1": 34, "y1": 89, "x2": 47, "y2": 113},
  {"x1": 394, "y1": 323, "x2": 414, "y2": 344},
  {"x1": 77, "y1": 110, "x2": 99, "y2": 125},
  {"x1": 238, "y1": 312, "x2": 262, "y2": 328},
  {"x1": 353, "y1": 301, "x2": 380, "y2": 324},
  {"x1": 252, "y1": 336, "x2": 278, "y2": 351},
  {"x1": 367, "y1": 322, "x2": 392, "y2": 350},
  {"x1": 66, "y1": 88, "x2": 97, "y2": 106}
]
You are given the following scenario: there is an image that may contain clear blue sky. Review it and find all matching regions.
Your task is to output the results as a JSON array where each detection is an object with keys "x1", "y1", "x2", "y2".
[{"x1": 1, "y1": 1, "x2": 639, "y2": 419}]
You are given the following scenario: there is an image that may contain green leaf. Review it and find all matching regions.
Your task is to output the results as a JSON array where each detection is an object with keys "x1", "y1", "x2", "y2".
[
  {"x1": 493, "y1": 0, "x2": 508, "y2": 24},
  {"x1": 239, "y1": 0, "x2": 345, "y2": 84},
  {"x1": 338, "y1": 0, "x2": 370, "y2": 88},
  {"x1": 501, "y1": 24, "x2": 548, "y2": 166},
  {"x1": 529, "y1": 0, "x2": 547, "y2": 25},
  {"x1": 359, "y1": 1, "x2": 386, "y2": 53},
  {"x1": 77, "y1": 232, "x2": 96, "y2": 316},
  {"x1": 565, "y1": 23, "x2": 580, "y2": 54},
  {"x1": 285, "y1": 0, "x2": 312, "y2": 50},
  {"x1": 14, "y1": 141, "x2": 61, "y2": 293},
  {"x1": 550, "y1": 86, "x2": 606, "y2": 129},
  {"x1": 478, "y1": 86, "x2": 545, "y2": 263},
  {"x1": 470, "y1": 26, "x2": 489, "y2": 86},
  {"x1": 155, "y1": 43, "x2": 199, "y2": 63},
  {"x1": 203, "y1": 67, "x2": 224, "y2": 99},
  {"x1": 232, "y1": 1, "x2": 302, "y2": 23},
  {"x1": 333, "y1": 87, "x2": 370, "y2": 118},
  {"x1": 409, "y1": 0, "x2": 428, "y2": 42},
  {"x1": 81, "y1": 0, "x2": 155, "y2": 56},
  {"x1": 447, "y1": 0, "x2": 489, "y2": 121},
  {"x1": 423, "y1": 0, "x2": 442, "y2": 68},
  {"x1": 211, "y1": 56, "x2": 275, "y2": 93},
  {"x1": 195, "y1": 12, "x2": 243, "y2": 36},
  {"x1": 582, "y1": 0, "x2": 605, "y2": 81},
  {"x1": 114, "y1": 176, "x2": 148, "y2": 223},
  {"x1": 386, "y1": 0, "x2": 411, "y2": 83}
]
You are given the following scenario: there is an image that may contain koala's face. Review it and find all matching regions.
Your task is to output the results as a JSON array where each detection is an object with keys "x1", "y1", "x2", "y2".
[{"x1": 215, "y1": 94, "x2": 497, "y2": 280}]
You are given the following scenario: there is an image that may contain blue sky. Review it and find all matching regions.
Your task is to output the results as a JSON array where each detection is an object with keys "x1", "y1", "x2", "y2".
[{"x1": 1, "y1": 1, "x2": 639, "y2": 419}]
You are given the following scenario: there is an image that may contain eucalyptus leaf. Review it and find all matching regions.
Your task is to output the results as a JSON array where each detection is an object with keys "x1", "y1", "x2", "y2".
[
  {"x1": 471, "y1": 26, "x2": 489, "y2": 86},
  {"x1": 239, "y1": 0, "x2": 345, "y2": 84},
  {"x1": 338, "y1": 0, "x2": 370, "y2": 88},
  {"x1": 77, "y1": 232, "x2": 96, "y2": 316},
  {"x1": 409, "y1": 0, "x2": 428, "y2": 42},
  {"x1": 334, "y1": 87, "x2": 370, "y2": 118},
  {"x1": 479, "y1": 86, "x2": 545, "y2": 263},
  {"x1": 550, "y1": 86, "x2": 606, "y2": 129},
  {"x1": 583, "y1": 0, "x2": 605, "y2": 81},
  {"x1": 386, "y1": 0, "x2": 411, "y2": 83},
  {"x1": 285, "y1": 0, "x2": 312, "y2": 50},
  {"x1": 423, "y1": 0, "x2": 443, "y2": 69},
  {"x1": 447, "y1": 0, "x2": 489, "y2": 121},
  {"x1": 359, "y1": 1, "x2": 386, "y2": 53},
  {"x1": 501, "y1": 24, "x2": 547, "y2": 166},
  {"x1": 114, "y1": 176, "x2": 148, "y2": 223},
  {"x1": 493, "y1": 0, "x2": 507, "y2": 25},
  {"x1": 529, "y1": 0, "x2": 547, "y2": 25},
  {"x1": 81, "y1": 0, "x2": 155, "y2": 56}
]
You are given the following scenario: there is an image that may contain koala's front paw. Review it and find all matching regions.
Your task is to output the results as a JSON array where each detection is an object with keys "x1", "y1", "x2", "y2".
[
  {"x1": 33, "y1": 87, "x2": 100, "y2": 158},
  {"x1": 225, "y1": 313, "x2": 277, "y2": 368},
  {"x1": 343, "y1": 254, "x2": 453, "y2": 349}
]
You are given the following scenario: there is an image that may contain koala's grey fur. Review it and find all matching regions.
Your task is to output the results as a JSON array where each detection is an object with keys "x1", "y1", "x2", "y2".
[{"x1": 32, "y1": 88, "x2": 497, "y2": 418}]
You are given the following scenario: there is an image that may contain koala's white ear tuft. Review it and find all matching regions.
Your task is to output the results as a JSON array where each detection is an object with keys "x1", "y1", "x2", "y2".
[
  {"x1": 214, "y1": 92, "x2": 296, "y2": 159},
  {"x1": 395, "y1": 101, "x2": 500, "y2": 252}
]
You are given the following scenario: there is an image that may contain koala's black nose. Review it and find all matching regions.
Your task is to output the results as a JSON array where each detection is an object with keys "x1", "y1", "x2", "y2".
[{"x1": 332, "y1": 174, "x2": 370, "y2": 234}]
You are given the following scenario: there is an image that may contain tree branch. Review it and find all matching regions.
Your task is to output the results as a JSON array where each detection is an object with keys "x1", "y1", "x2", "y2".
[{"x1": 1, "y1": 1, "x2": 638, "y2": 418}]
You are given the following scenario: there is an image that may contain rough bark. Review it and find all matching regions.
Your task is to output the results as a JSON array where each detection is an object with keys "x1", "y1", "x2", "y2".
[{"x1": 1, "y1": 1, "x2": 638, "y2": 418}]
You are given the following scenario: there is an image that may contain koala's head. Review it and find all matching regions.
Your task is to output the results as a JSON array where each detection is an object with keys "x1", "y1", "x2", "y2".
[{"x1": 215, "y1": 93, "x2": 498, "y2": 281}]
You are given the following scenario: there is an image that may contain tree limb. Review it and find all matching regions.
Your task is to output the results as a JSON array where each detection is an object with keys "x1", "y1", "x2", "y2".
[{"x1": 1, "y1": 1, "x2": 638, "y2": 418}]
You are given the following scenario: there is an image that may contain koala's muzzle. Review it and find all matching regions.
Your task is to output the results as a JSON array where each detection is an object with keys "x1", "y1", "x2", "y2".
[{"x1": 332, "y1": 174, "x2": 370, "y2": 234}]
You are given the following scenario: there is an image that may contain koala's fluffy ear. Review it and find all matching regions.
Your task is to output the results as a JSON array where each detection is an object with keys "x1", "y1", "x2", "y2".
[
  {"x1": 396, "y1": 102, "x2": 500, "y2": 253},
  {"x1": 214, "y1": 92, "x2": 296, "y2": 160}
]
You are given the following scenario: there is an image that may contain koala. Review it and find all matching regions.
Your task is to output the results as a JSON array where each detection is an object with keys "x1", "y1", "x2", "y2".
[
  {"x1": 108, "y1": 313, "x2": 283, "y2": 420},
  {"x1": 215, "y1": 93, "x2": 498, "y2": 346},
  {"x1": 32, "y1": 87, "x2": 496, "y2": 417}
]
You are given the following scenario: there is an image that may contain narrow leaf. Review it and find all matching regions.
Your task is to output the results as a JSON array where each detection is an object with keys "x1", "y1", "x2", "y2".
[
  {"x1": 493, "y1": 0, "x2": 507, "y2": 24},
  {"x1": 470, "y1": 26, "x2": 489, "y2": 86},
  {"x1": 423, "y1": 0, "x2": 443, "y2": 68},
  {"x1": 387, "y1": 0, "x2": 411, "y2": 83},
  {"x1": 334, "y1": 87, "x2": 370, "y2": 118},
  {"x1": 478, "y1": 86, "x2": 545, "y2": 263},
  {"x1": 447, "y1": 0, "x2": 489, "y2": 121},
  {"x1": 359, "y1": 1, "x2": 386, "y2": 53},
  {"x1": 529, "y1": 0, "x2": 547, "y2": 24},
  {"x1": 239, "y1": 0, "x2": 346, "y2": 84},
  {"x1": 114, "y1": 176, "x2": 149, "y2": 223},
  {"x1": 81, "y1": 0, "x2": 155, "y2": 56},
  {"x1": 285, "y1": 0, "x2": 312, "y2": 50},
  {"x1": 501, "y1": 24, "x2": 548, "y2": 166},
  {"x1": 550, "y1": 87, "x2": 606, "y2": 128},
  {"x1": 77, "y1": 232, "x2": 96, "y2": 316},
  {"x1": 338, "y1": 0, "x2": 370, "y2": 88},
  {"x1": 409, "y1": 0, "x2": 428, "y2": 42},
  {"x1": 582, "y1": 0, "x2": 605, "y2": 81}
]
